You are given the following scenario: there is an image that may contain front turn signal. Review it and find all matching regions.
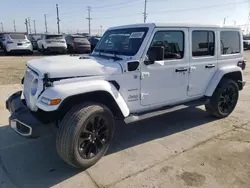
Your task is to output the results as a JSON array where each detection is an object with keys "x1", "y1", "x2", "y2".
[{"x1": 49, "y1": 98, "x2": 62, "y2": 105}]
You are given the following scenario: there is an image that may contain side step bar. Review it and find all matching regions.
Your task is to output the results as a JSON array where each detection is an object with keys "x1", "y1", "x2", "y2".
[{"x1": 124, "y1": 98, "x2": 209, "y2": 124}]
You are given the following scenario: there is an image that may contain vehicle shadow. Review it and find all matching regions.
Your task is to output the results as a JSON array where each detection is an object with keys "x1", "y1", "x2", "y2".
[{"x1": 0, "y1": 107, "x2": 217, "y2": 188}]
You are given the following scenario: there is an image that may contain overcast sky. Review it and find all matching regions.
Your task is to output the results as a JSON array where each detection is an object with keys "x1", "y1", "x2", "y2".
[{"x1": 0, "y1": 0, "x2": 249, "y2": 34}]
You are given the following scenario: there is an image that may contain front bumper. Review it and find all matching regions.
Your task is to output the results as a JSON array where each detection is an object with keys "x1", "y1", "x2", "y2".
[{"x1": 6, "y1": 91, "x2": 47, "y2": 138}]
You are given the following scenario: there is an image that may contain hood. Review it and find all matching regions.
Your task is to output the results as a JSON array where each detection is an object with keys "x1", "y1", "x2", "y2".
[{"x1": 26, "y1": 55, "x2": 123, "y2": 78}]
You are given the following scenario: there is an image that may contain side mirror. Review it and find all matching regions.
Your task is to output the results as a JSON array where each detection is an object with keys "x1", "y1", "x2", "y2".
[{"x1": 145, "y1": 46, "x2": 164, "y2": 65}]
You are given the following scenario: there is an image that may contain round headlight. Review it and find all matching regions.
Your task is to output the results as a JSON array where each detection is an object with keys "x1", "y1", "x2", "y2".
[{"x1": 31, "y1": 79, "x2": 38, "y2": 96}]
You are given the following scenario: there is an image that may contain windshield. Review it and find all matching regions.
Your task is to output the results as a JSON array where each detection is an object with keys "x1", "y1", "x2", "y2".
[
  {"x1": 9, "y1": 34, "x2": 26, "y2": 40},
  {"x1": 95, "y1": 27, "x2": 148, "y2": 56},
  {"x1": 46, "y1": 35, "x2": 64, "y2": 40}
]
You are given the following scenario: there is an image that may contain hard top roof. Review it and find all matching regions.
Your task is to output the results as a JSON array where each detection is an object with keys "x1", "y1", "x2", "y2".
[{"x1": 109, "y1": 23, "x2": 241, "y2": 30}]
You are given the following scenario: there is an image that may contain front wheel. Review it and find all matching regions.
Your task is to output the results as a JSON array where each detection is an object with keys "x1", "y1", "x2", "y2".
[
  {"x1": 205, "y1": 78, "x2": 239, "y2": 118},
  {"x1": 56, "y1": 103, "x2": 115, "y2": 169}
]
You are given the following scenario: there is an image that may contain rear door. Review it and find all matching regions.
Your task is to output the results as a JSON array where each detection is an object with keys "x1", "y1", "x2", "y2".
[{"x1": 188, "y1": 28, "x2": 218, "y2": 96}]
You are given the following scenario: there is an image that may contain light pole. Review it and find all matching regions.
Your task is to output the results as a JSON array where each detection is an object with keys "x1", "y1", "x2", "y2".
[
  {"x1": 233, "y1": 20, "x2": 236, "y2": 26},
  {"x1": 223, "y1": 16, "x2": 229, "y2": 25},
  {"x1": 100, "y1": 26, "x2": 103, "y2": 36}
]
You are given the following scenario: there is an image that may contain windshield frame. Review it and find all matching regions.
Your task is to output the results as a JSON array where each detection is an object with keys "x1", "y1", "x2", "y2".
[{"x1": 94, "y1": 27, "x2": 149, "y2": 56}]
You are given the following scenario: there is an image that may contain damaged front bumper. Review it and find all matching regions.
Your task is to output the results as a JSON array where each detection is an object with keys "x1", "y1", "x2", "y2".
[{"x1": 6, "y1": 91, "x2": 48, "y2": 138}]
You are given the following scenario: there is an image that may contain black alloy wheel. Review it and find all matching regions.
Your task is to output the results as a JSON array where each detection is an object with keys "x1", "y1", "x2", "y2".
[
  {"x1": 218, "y1": 85, "x2": 238, "y2": 115},
  {"x1": 205, "y1": 78, "x2": 239, "y2": 118},
  {"x1": 78, "y1": 115, "x2": 109, "y2": 159}
]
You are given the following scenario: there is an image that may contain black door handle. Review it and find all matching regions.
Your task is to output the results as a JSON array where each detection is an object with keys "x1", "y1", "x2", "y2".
[
  {"x1": 205, "y1": 64, "x2": 216, "y2": 69},
  {"x1": 175, "y1": 68, "x2": 188, "y2": 72}
]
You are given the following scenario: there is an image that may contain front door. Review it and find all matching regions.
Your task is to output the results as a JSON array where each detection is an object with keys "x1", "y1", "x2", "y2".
[
  {"x1": 140, "y1": 28, "x2": 189, "y2": 106},
  {"x1": 188, "y1": 29, "x2": 218, "y2": 96}
]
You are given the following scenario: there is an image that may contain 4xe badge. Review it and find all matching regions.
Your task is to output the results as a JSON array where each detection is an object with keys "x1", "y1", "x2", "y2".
[{"x1": 128, "y1": 94, "x2": 139, "y2": 102}]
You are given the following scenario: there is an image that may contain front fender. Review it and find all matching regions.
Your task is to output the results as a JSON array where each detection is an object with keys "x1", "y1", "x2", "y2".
[
  {"x1": 205, "y1": 65, "x2": 243, "y2": 96},
  {"x1": 36, "y1": 80, "x2": 130, "y2": 117}
]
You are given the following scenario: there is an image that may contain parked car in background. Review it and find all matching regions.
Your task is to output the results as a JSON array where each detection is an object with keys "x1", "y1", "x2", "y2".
[
  {"x1": 0, "y1": 34, "x2": 4, "y2": 49},
  {"x1": 65, "y1": 35, "x2": 91, "y2": 53},
  {"x1": 88, "y1": 36, "x2": 101, "y2": 52},
  {"x1": 37, "y1": 34, "x2": 67, "y2": 54},
  {"x1": 1, "y1": 32, "x2": 33, "y2": 54},
  {"x1": 27, "y1": 34, "x2": 42, "y2": 50},
  {"x1": 243, "y1": 36, "x2": 250, "y2": 50}
]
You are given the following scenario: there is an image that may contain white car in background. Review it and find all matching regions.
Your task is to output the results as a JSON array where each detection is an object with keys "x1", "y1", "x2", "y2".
[
  {"x1": 37, "y1": 34, "x2": 67, "y2": 54},
  {"x1": 2, "y1": 33, "x2": 33, "y2": 55}
]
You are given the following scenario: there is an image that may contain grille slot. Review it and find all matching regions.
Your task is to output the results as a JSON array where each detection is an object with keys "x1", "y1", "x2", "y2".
[{"x1": 23, "y1": 69, "x2": 35, "y2": 108}]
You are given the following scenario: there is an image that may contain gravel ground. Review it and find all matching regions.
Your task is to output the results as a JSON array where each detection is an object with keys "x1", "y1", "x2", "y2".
[
  {"x1": 0, "y1": 52, "x2": 250, "y2": 188},
  {"x1": 0, "y1": 53, "x2": 40, "y2": 85}
]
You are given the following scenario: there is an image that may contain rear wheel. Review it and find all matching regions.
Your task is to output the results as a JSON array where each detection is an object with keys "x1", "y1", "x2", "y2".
[
  {"x1": 205, "y1": 78, "x2": 239, "y2": 118},
  {"x1": 56, "y1": 103, "x2": 115, "y2": 168}
]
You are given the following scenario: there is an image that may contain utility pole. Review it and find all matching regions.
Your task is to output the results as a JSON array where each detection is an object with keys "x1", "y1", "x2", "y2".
[
  {"x1": 0, "y1": 22, "x2": 3, "y2": 32},
  {"x1": 143, "y1": 0, "x2": 148, "y2": 23},
  {"x1": 56, "y1": 4, "x2": 60, "y2": 34},
  {"x1": 28, "y1": 17, "x2": 32, "y2": 34},
  {"x1": 244, "y1": 13, "x2": 250, "y2": 35},
  {"x1": 13, "y1": 20, "x2": 16, "y2": 32},
  {"x1": 100, "y1": 25, "x2": 103, "y2": 36},
  {"x1": 86, "y1": 6, "x2": 92, "y2": 36},
  {"x1": 223, "y1": 16, "x2": 228, "y2": 25},
  {"x1": 25, "y1": 19, "x2": 29, "y2": 34},
  {"x1": 33, "y1": 20, "x2": 36, "y2": 34},
  {"x1": 44, "y1": 14, "x2": 48, "y2": 33}
]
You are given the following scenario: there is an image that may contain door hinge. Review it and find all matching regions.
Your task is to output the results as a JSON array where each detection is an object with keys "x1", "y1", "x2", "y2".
[
  {"x1": 187, "y1": 84, "x2": 193, "y2": 91},
  {"x1": 141, "y1": 93, "x2": 149, "y2": 100},
  {"x1": 141, "y1": 72, "x2": 150, "y2": 80}
]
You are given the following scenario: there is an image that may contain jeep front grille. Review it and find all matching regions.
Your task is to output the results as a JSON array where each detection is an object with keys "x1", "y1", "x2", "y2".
[{"x1": 23, "y1": 68, "x2": 35, "y2": 109}]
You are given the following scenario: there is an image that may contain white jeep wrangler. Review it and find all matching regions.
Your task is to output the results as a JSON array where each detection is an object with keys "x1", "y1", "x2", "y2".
[{"x1": 6, "y1": 23, "x2": 246, "y2": 169}]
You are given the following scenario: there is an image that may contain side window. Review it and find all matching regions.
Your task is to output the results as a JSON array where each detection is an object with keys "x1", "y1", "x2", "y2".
[
  {"x1": 148, "y1": 31, "x2": 184, "y2": 60},
  {"x1": 192, "y1": 31, "x2": 215, "y2": 57},
  {"x1": 220, "y1": 31, "x2": 240, "y2": 55}
]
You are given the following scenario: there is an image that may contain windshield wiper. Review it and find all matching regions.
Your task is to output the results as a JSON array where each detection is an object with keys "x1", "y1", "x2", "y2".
[
  {"x1": 110, "y1": 51, "x2": 122, "y2": 61},
  {"x1": 96, "y1": 49, "x2": 123, "y2": 61}
]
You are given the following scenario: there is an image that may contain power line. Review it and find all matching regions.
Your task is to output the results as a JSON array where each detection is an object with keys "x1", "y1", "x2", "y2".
[
  {"x1": 86, "y1": 6, "x2": 92, "y2": 35},
  {"x1": 33, "y1": 20, "x2": 36, "y2": 34},
  {"x1": 147, "y1": 0, "x2": 249, "y2": 14},
  {"x1": 92, "y1": 0, "x2": 139, "y2": 9},
  {"x1": 56, "y1": 4, "x2": 61, "y2": 34},
  {"x1": 44, "y1": 14, "x2": 48, "y2": 33},
  {"x1": 93, "y1": 1, "x2": 143, "y2": 12},
  {"x1": 143, "y1": 0, "x2": 148, "y2": 23}
]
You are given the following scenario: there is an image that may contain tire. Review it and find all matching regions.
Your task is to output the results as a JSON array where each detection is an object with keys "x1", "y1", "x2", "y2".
[
  {"x1": 56, "y1": 103, "x2": 115, "y2": 169},
  {"x1": 42, "y1": 45, "x2": 47, "y2": 54},
  {"x1": 205, "y1": 78, "x2": 239, "y2": 118}
]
